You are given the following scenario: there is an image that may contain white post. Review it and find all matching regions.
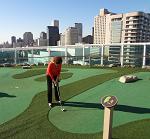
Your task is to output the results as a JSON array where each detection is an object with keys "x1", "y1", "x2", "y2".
[
  {"x1": 120, "y1": 44, "x2": 124, "y2": 67},
  {"x1": 142, "y1": 44, "x2": 146, "y2": 68},
  {"x1": 83, "y1": 45, "x2": 85, "y2": 65},
  {"x1": 88, "y1": 46, "x2": 91, "y2": 66},
  {"x1": 103, "y1": 107, "x2": 114, "y2": 139},
  {"x1": 101, "y1": 45, "x2": 104, "y2": 66},
  {"x1": 48, "y1": 48, "x2": 51, "y2": 56},
  {"x1": 101, "y1": 96, "x2": 118, "y2": 139},
  {"x1": 65, "y1": 46, "x2": 68, "y2": 64}
]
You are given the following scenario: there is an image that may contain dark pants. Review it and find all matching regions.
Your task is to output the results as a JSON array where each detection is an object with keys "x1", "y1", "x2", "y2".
[{"x1": 46, "y1": 75, "x2": 60, "y2": 103}]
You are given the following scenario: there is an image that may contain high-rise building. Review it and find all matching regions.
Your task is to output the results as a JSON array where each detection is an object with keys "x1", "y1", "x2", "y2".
[
  {"x1": 23, "y1": 32, "x2": 34, "y2": 46},
  {"x1": 15, "y1": 38, "x2": 24, "y2": 47},
  {"x1": 94, "y1": 8, "x2": 112, "y2": 44},
  {"x1": 94, "y1": 9, "x2": 150, "y2": 66},
  {"x1": 17, "y1": 38, "x2": 23, "y2": 43},
  {"x1": 92, "y1": 27, "x2": 94, "y2": 41},
  {"x1": 51, "y1": 20, "x2": 59, "y2": 29},
  {"x1": 75, "y1": 23, "x2": 82, "y2": 42},
  {"x1": 59, "y1": 33, "x2": 65, "y2": 46},
  {"x1": 38, "y1": 32, "x2": 47, "y2": 46},
  {"x1": 40, "y1": 32, "x2": 47, "y2": 39},
  {"x1": 94, "y1": 8, "x2": 150, "y2": 44},
  {"x1": 82, "y1": 35, "x2": 93, "y2": 44},
  {"x1": 11, "y1": 36, "x2": 16, "y2": 47},
  {"x1": 47, "y1": 26, "x2": 59, "y2": 46},
  {"x1": 65, "y1": 27, "x2": 78, "y2": 45}
]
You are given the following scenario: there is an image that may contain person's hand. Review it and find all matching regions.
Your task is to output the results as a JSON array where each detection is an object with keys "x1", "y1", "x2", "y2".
[{"x1": 53, "y1": 80, "x2": 57, "y2": 86}]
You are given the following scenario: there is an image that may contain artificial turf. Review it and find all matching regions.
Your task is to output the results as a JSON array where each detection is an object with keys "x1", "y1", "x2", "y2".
[
  {"x1": 0, "y1": 67, "x2": 113, "y2": 124},
  {"x1": 49, "y1": 72, "x2": 150, "y2": 133},
  {"x1": 0, "y1": 66, "x2": 150, "y2": 139},
  {"x1": 34, "y1": 72, "x2": 73, "y2": 82}
]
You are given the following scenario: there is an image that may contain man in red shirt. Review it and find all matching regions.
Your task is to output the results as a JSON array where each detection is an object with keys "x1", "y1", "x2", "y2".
[{"x1": 46, "y1": 57, "x2": 62, "y2": 107}]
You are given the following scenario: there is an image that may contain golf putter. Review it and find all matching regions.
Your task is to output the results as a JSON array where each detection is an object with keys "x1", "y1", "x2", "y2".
[{"x1": 55, "y1": 83, "x2": 65, "y2": 112}]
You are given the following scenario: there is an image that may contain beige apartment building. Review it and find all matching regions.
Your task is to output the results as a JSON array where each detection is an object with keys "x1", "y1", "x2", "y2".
[
  {"x1": 94, "y1": 9, "x2": 150, "y2": 66},
  {"x1": 94, "y1": 9, "x2": 111, "y2": 44},
  {"x1": 94, "y1": 8, "x2": 150, "y2": 44},
  {"x1": 65, "y1": 27, "x2": 78, "y2": 45}
]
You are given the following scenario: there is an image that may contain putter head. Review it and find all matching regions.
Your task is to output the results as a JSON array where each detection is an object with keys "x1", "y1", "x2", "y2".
[{"x1": 61, "y1": 108, "x2": 66, "y2": 112}]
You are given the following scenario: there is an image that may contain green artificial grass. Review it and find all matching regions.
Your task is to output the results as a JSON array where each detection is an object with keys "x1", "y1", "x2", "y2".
[
  {"x1": 34, "y1": 72, "x2": 73, "y2": 82},
  {"x1": 12, "y1": 68, "x2": 46, "y2": 79},
  {"x1": 0, "y1": 67, "x2": 150, "y2": 139},
  {"x1": 49, "y1": 72, "x2": 150, "y2": 133},
  {"x1": 0, "y1": 91, "x2": 150, "y2": 139},
  {"x1": 0, "y1": 91, "x2": 101, "y2": 139},
  {"x1": 112, "y1": 118, "x2": 150, "y2": 139},
  {"x1": 12, "y1": 68, "x2": 68, "y2": 79},
  {"x1": 0, "y1": 67, "x2": 112, "y2": 125}
]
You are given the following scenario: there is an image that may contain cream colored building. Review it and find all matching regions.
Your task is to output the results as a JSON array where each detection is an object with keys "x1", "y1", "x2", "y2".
[
  {"x1": 94, "y1": 9, "x2": 112, "y2": 44},
  {"x1": 64, "y1": 27, "x2": 78, "y2": 45},
  {"x1": 94, "y1": 9, "x2": 150, "y2": 66},
  {"x1": 59, "y1": 33, "x2": 65, "y2": 46},
  {"x1": 94, "y1": 9, "x2": 150, "y2": 44}
]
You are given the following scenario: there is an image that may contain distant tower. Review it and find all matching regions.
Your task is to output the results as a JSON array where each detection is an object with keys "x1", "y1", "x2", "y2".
[
  {"x1": 60, "y1": 33, "x2": 65, "y2": 46},
  {"x1": 38, "y1": 32, "x2": 47, "y2": 46},
  {"x1": 75, "y1": 23, "x2": 82, "y2": 43},
  {"x1": 51, "y1": 20, "x2": 59, "y2": 29},
  {"x1": 92, "y1": 27, "x2": 94, "y2": 38},
  {"x1": 94, "y1": 8, "x2": 111, "y2": 44},
  {"x1": 47, "y1": 26, "x2": 59, "y2": 46},
  {"x1": 23, "y1": 32, "x2": 34, "y2": 46},
  {"x1": 40, "y1": 32, "x2": 47, "y2": 39},
  {"x1": 65, "y1": 27, "x2": 78, "y2": 45},
  {"x1": 11, "y1": 36, "x2": 16, "y2": 47}
]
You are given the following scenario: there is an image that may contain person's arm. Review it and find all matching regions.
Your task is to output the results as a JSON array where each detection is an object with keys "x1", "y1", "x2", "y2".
[
  {"x1": 47, "y1": 63, "x2": 55, "y2": 81},
  {"x1": 56, "y1": 64, "x2": 62, "y2": 82}
]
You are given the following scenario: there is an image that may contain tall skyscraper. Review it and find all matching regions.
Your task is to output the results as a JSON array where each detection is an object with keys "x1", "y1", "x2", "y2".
[
  {"x1": 11, "y1": 36, "x2": 16, "y2": 47},
  {"x1": 94, "y1": 8, "x2": 112, "y2": 44},
  {"x1": 47, "y1": 26, "x2": 59, "y2": 46},
  {"x1": 51, "y1": 20, "x2": 59, "y2": 29},
  {"x1": 23, "y1": 32, "x2": 34, "y2": 46},
  {"x1": 16, "y1": 38, "x2": 24, "y2": 47},
  {"x1": 59, "y1": 33, "x2": 65, "y2": 46},
  {"x1": 38, "y1": 32, "x2": 47, "y2": 46},
  {"x1": 75, "y1": 23, "x2": 82, "y2": 43},
  {"x1": 40, "y1": 32, "x2": 47, "y2": 39},
  {"x1": 65, "y1": 27, "x2": 78, "y2": 45}
]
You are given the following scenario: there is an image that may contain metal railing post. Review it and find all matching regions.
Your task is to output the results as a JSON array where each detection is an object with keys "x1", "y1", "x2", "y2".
[
  {"x1": 120, "y1": 44, "x2": 124, "y2": 67},
  {"x1": 65, "y1": 46, "x2": 68, "y2": 64},
  {"x1": 142, "y1": 44, "x2": 146, "y2": 68},
  {"x1": 83, "y1": 45, "x2": 85, "y2": 65},
  {"x1": 101, "y1": 45, "x2": 104, "y2": 66}
]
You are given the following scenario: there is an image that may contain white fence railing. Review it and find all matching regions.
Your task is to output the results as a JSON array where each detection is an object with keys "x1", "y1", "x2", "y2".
[{"x1": 0, "y1": 43, "x2": 150, "y2": 68}]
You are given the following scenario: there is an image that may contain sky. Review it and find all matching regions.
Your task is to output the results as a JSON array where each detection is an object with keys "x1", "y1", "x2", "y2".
[{"x1": 0, "y1": 0, "x2": 150, "y2": 43}]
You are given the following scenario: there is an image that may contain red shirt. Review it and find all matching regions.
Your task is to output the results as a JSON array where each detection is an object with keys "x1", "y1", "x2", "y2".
[{"x1": 46, "y1": 62, "x2": 62, "y2": 81}]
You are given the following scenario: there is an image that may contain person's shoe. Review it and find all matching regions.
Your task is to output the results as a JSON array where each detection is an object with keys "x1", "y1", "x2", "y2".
[{"x1": 48, "y1": 103, "x2": 52, "y2": 108}]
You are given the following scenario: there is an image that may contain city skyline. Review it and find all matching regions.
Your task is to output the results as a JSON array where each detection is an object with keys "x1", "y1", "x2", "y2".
[{"x1": 0, "y1": 0, "x2": 150, "y2": 43}]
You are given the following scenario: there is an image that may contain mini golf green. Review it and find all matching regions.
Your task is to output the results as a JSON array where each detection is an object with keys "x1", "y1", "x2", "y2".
[
  {"x1": 49, "y1": 72, "x2": 150, "y2": 133},
  {"x1": 0, "y1": 68, "x2": 114, "y2": 125}
]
